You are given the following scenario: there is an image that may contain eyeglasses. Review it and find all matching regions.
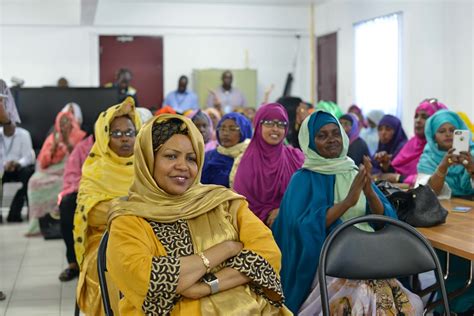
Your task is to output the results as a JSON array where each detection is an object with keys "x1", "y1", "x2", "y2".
[
  {"x1": 260, "y1": 120, "x2": 288, "y2": 129},
  {"x1": 217, "y1": 126, "x2": 240, "y2": 133},
  {"x1": 109, "y1": 129, "x2": 136, "y2": 138}
]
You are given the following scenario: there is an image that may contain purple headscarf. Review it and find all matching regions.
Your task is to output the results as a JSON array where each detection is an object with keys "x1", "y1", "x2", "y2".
[
  {"x1": 376, "y1": 114, "x2": 408, "y2": 157},
  {"x1": 233, "y1": 103, "x2": 305, "y2": 222},
  {"x1": 339, "y1": 113, "x2": 360, "y2": 144}
]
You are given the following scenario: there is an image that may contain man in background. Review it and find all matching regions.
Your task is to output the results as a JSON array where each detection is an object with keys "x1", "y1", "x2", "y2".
[
  {"x1": 105, "y1": 68, "x2": 139, "y2": 106},
  {"x1": 163, "y1": 75, "x2": 198, "y2": 113},
  {"x1": 207, "y1": 70, "x2": 247, "y2": 114},
  {"x1": 1, "y1": 123, "x2": 35, "y2": 222}
]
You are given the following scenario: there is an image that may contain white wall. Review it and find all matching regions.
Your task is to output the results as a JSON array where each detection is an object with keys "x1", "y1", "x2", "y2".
[
  {"x1": 314, "y1": 0, "x2": 474, "y2": 135},
  {"x1": 0, "y1": 2, "x2": 312, "y2": 107}
]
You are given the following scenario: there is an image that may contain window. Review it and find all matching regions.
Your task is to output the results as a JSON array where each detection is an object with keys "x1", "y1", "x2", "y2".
[{"x1": 354, "y1": 13, "x2": 402, "y2": 116}]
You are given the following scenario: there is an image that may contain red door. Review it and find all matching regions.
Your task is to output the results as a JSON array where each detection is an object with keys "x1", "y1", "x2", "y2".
[
  {"x1": 99, "y1": 35, "x2": 163, "y2": 108},
  {"x1": 317, "y1": 32, "x2": 337, "y2": 103}
]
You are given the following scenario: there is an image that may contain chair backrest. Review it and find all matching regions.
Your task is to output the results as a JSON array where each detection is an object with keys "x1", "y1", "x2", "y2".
[
  {"x1": 97, "y1": 231, "x2": 114, "y2": 316},
  {"x1": 318, "y1": 215, "x2": 450, "y2": 315}
]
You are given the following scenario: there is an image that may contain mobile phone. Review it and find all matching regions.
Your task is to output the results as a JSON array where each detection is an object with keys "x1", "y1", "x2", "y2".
[
  {"x1": 452, "y1": 206, "x2": 472, "y2": 213},
  {"x1": 453, "y1": 130, "x2": 470, "y2": 155}
]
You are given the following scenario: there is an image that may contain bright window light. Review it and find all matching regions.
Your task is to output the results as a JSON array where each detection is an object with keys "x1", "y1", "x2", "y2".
[{"x1": 354, "y1": 13, "x2": 402, "y2": 116}]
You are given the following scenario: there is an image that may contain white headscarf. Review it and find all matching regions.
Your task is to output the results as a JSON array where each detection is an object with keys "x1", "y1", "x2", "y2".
[
  {"x1": 61, "y1": 102, "x2": 83, "y2": 125},
  {"x1": 0, "y1": 79, "x2": 21, "y2": 124}
]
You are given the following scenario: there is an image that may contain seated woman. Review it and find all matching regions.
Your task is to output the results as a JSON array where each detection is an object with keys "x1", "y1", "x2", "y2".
[
  {"x1": 233, "y1": 103, "x2": 304, "y2": 227},
  {"x1": 73, "y1": 97, "x2": 141, "y2": 315},
  {"x1": 201, "y1": 112, "x2": 252, "y2": 188},
  {"x1": 272, "y1": 110, "x2": 423, "y2": 315},
  {"x1": 27, "y1": 110, "x2": 86, "y2": 236},
  {"x1": 372, "y1": 114, "x2": 408, "y2": 174},
  {"x1": 204, "y1": 108, "x2": 222, "y2": 132},
  {"x1": 106, "y1": 114, "x2": 290, "y2": 315},
  {"x1": 379, "y1": 99, "x2": 446, "y2": 185},
  {"x1": 416, "y1": 109, "x2": 474, "y2": 314},
  {"x1": 339, "y1": 113, "x2": 370, "y2": 166},
  {"x1": 58, "y1": 134, "x2": 94, "y2": 282},
  {"x1": 187, "y1": 109, "x2": 218, "y2": 152},
  {"x1": 360, "y1": 109, "x2": 385, "y2": 156}
]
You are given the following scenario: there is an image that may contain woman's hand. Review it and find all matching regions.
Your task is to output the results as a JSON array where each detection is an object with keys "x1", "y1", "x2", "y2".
[
  {"x1": 180, "y1": 282, "x2": 210, "y2": 300},
  {"x1": 374, "y1": 151, "x2": 392, "y2": 172},
  {"x1": 265, "y1": 208, "x2": 279, "y2": 228},
  {"x1": 343, "y1": 166, "x2": 367, "y2": 208},
  {"x1": 362, "y1": 156, "x2": 375, "y2": 196},
  {"x1": 440, "y1": 148, "x2": 459, "y2": 172},
  {"x1": 458, "y1": 151, "x2": 474, "y2": 177}
]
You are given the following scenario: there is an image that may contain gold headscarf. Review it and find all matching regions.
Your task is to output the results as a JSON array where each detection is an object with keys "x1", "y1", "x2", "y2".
[
  {"x1": 73, "y1": 97, "x2": 142, "y2": 267},
  {"x1": 107, "y1": 114, "x2": 243, "y2": 225}
]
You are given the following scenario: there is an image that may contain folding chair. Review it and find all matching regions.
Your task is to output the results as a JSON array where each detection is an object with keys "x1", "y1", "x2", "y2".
[
  {"x1": 97, "y1": 231, "x2": 114, "y2": 316},
  {"x1": 318, "y1": 215, "x2": 450, "y2": 315}
]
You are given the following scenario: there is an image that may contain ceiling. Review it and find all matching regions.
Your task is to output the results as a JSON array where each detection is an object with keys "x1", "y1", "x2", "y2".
[{"x1": 0, "y1": 0, "x2": 326, "y2": 26}]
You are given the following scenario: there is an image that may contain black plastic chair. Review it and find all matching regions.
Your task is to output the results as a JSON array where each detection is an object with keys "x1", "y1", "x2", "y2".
[
  {"x1": 318, "y1": 215, "x2": 450, "y2": 315},
  {"x1": 97, "y1": 231, "x2": 114, "y2": 316}
]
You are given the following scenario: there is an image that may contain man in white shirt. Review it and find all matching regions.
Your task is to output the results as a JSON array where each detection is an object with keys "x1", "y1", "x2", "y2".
[{"x1": 1, "y1": 123, "x2": 35, "y2": 222}]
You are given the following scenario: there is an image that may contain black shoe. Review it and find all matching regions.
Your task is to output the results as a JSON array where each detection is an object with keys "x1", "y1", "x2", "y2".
[
  {"x1": 59, "y1": 268, "x2": 79, "y2": 282},
  {"x1": 6, "y1": 216, "x2": 23, "y2": 223},
  {"x1": 0, "y1": 291, "x2": 6, "y2": 301}
]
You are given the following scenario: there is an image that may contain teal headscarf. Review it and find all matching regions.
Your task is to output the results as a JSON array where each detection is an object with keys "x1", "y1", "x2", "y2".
[
  {"x1": 418, "y1": 110, "x2": 474, "y2": 196},
  {"x1": 300, "y1": 110, "x2": 357, "y2": 174},
  {"x1": 300, "y1": 110, "x2": 370, "y2": 228}
]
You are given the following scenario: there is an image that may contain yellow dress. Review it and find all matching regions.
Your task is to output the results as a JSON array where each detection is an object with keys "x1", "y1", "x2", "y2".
[
  {"x1": 73, "y1": 97, "x2": 141, "y2": 315},
  {"x1": 76, "y1": 201, "x2": 120, "y2": 316},
  {"x1": 107, "y1": 199, "x2": 292, "y2": 316}
]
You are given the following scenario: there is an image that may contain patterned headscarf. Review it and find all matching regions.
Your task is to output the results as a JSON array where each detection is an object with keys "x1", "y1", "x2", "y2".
[{"x1": 152, "y1": 118, "x2": 189, "y2": 152}]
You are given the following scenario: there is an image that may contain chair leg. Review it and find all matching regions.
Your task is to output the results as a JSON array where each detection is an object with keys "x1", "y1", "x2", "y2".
[{"x1": 75, "y1": 301, "x2": 80, "y2": 316}]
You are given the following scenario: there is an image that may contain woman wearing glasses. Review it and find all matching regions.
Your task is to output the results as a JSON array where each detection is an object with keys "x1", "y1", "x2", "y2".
[
  {"x1": 233, "y1": 103, "x2": 304, "y2": 227},
  {"x1": 201, "y1": 112, "x2": 252, "y2": 188},
  {"x1": 73, "y1": 97, "x2": 141, "y2": 316}
]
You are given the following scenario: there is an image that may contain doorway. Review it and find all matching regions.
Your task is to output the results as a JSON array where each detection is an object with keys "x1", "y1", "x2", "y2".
[
  {"x1": 317, "y1": 32, "x2": 337, "y2": 103},
  {"x1": 99, "y1": 35, "x2": 164, "y2": 108}
]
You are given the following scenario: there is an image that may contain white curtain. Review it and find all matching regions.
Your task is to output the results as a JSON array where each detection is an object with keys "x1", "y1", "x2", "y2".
[{"x1": 354, "y1": 13, "x2": 401, "y2": 117}]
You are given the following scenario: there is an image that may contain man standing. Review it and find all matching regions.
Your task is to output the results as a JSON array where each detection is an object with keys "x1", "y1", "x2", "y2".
[
  {"x1": 207, "y1": 70, "x2": 247, "y2": 114},
  {"x1": 163, "y1": 75, "x2": 199, "y2": 113},
  {"x1": 1, "y1": 123, "x2": 35, "y2": 222}
]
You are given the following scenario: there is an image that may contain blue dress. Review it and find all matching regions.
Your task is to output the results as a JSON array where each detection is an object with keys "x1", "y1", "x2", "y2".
[{"x1": 272, "y1": 169, "x2": 397, "y2": 313}]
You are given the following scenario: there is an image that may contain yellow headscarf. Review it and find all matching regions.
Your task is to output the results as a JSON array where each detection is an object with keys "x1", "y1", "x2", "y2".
[
  {"x1": 107, "y1": 114, "x2": 243, "y2": 225},
  {"x1": 458, "y1": 112, "x2": 474, "y2": 139},
  {"x1": 74, "y1": 97, "x2": 142, "y2": 267}
]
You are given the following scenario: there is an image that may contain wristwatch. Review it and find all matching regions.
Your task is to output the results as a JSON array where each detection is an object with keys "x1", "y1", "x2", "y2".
[{"x1": 202, "y1": 273, "x2": 219, "y2": 294}]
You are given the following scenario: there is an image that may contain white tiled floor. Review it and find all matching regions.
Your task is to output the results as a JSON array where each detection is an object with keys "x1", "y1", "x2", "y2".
[
  {"x1": 0, "y1": 221, "x2": 78, "y2": 316},
  {"x1": 1, "y1": 183, "x2": 78, "y2": 316}
]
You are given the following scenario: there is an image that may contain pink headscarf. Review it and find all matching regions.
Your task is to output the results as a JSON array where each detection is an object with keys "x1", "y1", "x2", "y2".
[
  {"x1": 233, "y1": 103, "x2": 304, "y2": 221},
  {"x1": 391, "y1": 99, "x2": 447, "y2": 184}
]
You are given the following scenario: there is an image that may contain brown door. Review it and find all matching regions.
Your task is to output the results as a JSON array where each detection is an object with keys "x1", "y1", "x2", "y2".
[
  {"x1": 317, "y1": 32, "x2": 337, "y2": 103},
  {"x1": 99, "y1": 35, "x2": 163, "y2": 108}
]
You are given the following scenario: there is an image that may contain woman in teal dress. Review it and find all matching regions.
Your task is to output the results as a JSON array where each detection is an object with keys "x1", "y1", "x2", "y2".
[{"x1": 272, "y1": 110, "x2": 423, "y2": 315}]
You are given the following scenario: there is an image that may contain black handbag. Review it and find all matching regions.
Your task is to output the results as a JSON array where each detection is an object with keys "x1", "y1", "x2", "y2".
[{"x1": 376, "y1": 181, "x2": 448, "y2": 227}]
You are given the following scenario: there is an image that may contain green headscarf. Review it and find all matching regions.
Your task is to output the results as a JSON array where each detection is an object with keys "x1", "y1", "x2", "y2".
[{"x1": 316, "y1": 100, "x2": 343, "y2": 119}]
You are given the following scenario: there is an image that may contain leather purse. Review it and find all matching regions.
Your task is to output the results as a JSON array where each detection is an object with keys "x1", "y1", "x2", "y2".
[{"x1": 376, "y1": 181, "x2": 448, "y2": 227}]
